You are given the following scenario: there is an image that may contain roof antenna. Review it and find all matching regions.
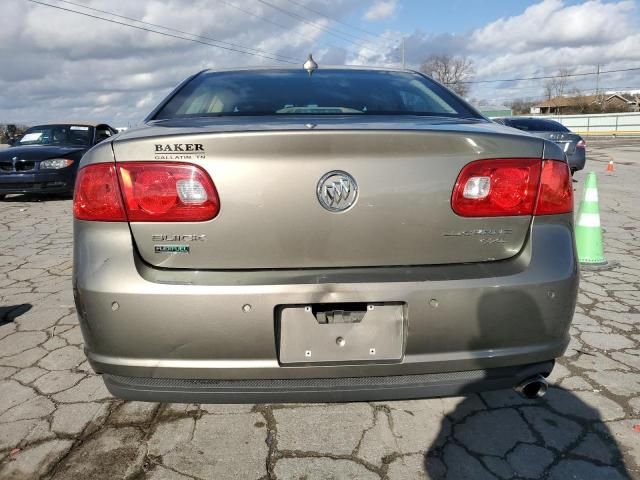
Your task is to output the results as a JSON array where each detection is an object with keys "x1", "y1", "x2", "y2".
[{"x1": 303, "y1": 54, "x2": 318, "y2": 76}]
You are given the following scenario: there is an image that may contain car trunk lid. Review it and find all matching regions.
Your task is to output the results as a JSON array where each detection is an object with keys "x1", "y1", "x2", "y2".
[
  {"x1": 112, "y1": 118, "x2": 543, "y2": 269},
  {"x1": 531, "y1": 131, "x2": 581, "y2": 155}
]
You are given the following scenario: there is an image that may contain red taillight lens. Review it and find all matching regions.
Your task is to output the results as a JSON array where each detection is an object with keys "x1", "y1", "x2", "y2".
[
  {"x1": 451, "y1": 158, "x2": 572, "y2": 217},
  {"x1": 73, "y1": 162, "x2": 220, "y2": 222},
  {"x1": 73, "y1": 163, "x2": 126, "y2": 221},
  {"x1": 118, "y1": 162, "x2": 219, "y2": 222},
  {"x1": 535, "y1": 159, "x2": 573, "y2": 215},
  {"x1": 576, "y1": 139, "x2": 586, "y2": 149},
  {"x1": 452, "y1": 159, "x2": 541, "y2": 217}
]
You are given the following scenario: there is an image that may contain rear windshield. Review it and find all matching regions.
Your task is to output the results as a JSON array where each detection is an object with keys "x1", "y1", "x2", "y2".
[
  {"x1": 16, "y1": 125, "x2": 93, "y2": 146},
  {"x1": 152, "y1": 69, "x2": 480, "y2": 119},
  {"x1": 504, "y1": 118, "x2": 570, "y2": 132}
]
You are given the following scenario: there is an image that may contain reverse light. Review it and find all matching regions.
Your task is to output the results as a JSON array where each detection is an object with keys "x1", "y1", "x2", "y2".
[
  {"x1": 452, "y1": 158, "x2": 572, "y2": 217},
  {"x1": 176, "y1": 178, "x2": 208, "y2": 204},
  {"x1": 73, "y1": 162, "x2": 220, "y2": 222},
  {"x1": 40, "y1": 158, "x2": 74, "y2": 169},
  {"x1": 462, "y1": 176, "x2": 491, "y2": 199}
]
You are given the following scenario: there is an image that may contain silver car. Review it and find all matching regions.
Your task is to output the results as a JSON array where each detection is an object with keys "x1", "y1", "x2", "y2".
[{"x1": 73, "y1": 66, "x2": 578, "y2": 403}]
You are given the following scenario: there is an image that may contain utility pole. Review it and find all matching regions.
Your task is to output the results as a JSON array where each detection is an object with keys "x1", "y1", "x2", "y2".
[{"x1": 595, "y1": 64, "x2": 601, "y2": 107}]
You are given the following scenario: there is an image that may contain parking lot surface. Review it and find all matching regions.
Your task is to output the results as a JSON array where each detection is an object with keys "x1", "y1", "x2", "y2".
[{"x1": 1, "y1": 140, "x2": 639, "y2": 479}]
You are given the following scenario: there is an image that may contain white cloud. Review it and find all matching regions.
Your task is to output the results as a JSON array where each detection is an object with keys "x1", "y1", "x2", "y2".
[
  {"x1": 465, "y1": 0, "x2": 640, "y2": 102},
  {"x1": 0, "y1": 0, "x2": 366, "y2": 126},
  {"x1": 135, "y1": 92, "x2": 155, "y2": 109},
  {"x1": 2, "y1": 0, "x2": 640, "y2": 124},
  {"x1": 354, "y1": 0, "x2": 640, "y2": 104},
  {"x1": 363, "y1": 1, "x2": 397, "y2": 21},
  {"x1": 471, "y1": 0, "x2": 635, "y2": 53}
]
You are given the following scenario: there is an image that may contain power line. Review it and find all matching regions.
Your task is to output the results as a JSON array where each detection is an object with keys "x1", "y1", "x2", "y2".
[
  {"x1": 458, "y1": 66, "x2": 640, "y2": 102},
  {"x1": 256, "y1": 0, "x2": 377, "y2": 52},
  {"x1": 24, "y1": 0, "x2": 640, "y2": 86},
  {"x1": 217, "y1": 0, "x2": 388, "y2": 60},
  {"x1": 54, "y1": 0, "x2": 300, "y2": 63},
  {"x1": 217, "y1": 0, "x2": 297, "y2": 33},
  {"x1": 477, "y1": 85, "x2": 640, "y2": 104},
  {"x1": 214, "y1": 0, "x2": 358, "y2": 57},
  {"x1": 456, "y1": 66, "x2": 640, "y2": 85},
  {"x1": 473, "y1": 81, "x2": 585, "y2": 93},
  {"x1": 472, "y1": 80, "x2": 638, "y2": 98},
  {"x1": 26, "y1": 0, "x2": 298, "y2": 64},
  {"x1": 283, "y1": 0, "x2": 399, "y2": 48},
  {"x1": 285, "y1": 0, "x2": 381, "y2": 38}
]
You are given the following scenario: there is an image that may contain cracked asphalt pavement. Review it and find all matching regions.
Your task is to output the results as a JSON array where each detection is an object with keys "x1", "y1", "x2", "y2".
[{"x1": 1, "y1": 140, "x2": 639, "y2": 480}]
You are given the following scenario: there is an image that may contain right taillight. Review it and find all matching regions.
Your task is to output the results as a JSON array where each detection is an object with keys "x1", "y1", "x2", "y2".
[
  {"x1": 74, "y1": 162, "x2": 220, "y2": 222},
  {"x1": 452, "y1": 159, "x2": 541, "y2": 217},
  {"x1": 576, "y1": 139, "x2": 586, "y2": 149},
  {"x1": 452, "y1": 158, "x2": 572, "y2": 217}
]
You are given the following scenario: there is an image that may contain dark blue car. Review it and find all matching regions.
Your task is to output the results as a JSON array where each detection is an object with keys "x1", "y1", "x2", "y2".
[
  {"x1": 0, "y1": 122, "x2": 117, "y2": 198},
  {"x1": 493, "y1": 117, "x2": 586, "y2": 174}
]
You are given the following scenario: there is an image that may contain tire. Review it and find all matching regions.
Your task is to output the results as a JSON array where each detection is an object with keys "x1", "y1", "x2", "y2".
[{"x1": 0, "y1": 194, "x2": 5, "y2": 200}]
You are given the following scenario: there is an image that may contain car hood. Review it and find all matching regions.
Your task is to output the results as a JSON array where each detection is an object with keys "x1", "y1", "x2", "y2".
[{"x1": 0, "y1": 145, "x2": 87, "y2": 161}]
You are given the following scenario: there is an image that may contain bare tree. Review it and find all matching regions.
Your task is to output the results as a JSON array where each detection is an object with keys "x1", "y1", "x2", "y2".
[
  {"x1": 420, "y1": 54, "x2": 474, "y2": 97},
  {"x1": 509, "y1": 98, "x2": 536, "y2": 115},
  {"x1": 543, "y1": 68, "x2": 571, "y2": 99},
  {"x1": 567, "y1": 88, "x2": 601, "y2": 114},
  {"x1": 543, "y1": 82, "x2": 554, "y2": 101},
  {"x1": 570, "y1": 89, "x2": 591, "y2": 114},
  {"x1": 1, "y1": 124, "x2": 27, "y2": 144}
]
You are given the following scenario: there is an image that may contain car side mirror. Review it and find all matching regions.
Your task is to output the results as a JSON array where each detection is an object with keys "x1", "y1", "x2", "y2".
[{"x1": 6, "y1": 138, "x2": 15, "y2": 146}]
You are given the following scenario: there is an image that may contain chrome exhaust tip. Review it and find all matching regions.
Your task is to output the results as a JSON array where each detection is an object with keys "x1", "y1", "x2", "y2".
[{"x1": 514, "y1": 374, "x2": 548, "y2": 399}]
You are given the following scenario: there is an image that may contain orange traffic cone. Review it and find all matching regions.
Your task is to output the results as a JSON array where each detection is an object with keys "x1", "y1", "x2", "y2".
[{"x1": 606, "y1": 160, "x2": 614, "y2": 172}]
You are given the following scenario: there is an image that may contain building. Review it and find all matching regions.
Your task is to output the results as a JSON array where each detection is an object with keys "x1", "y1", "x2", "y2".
[
  {"x1": 605, "y1": 93, "x2": 640, "y2": 112},
  {"x1": 531, "y1": 93, "x2": 639, "y2": 115}
]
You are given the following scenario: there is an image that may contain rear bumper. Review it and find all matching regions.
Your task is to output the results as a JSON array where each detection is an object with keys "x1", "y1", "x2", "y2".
[
  {"x1": 104, "y1": 361, "x2": 554, "y2": 403},
  {"x1": 0, "y1": 170, "x2": 75, "y2": 194},
  {"x1": 567, "y1": 149, "x2": 586, "y2": 171},
  {"x1": 73, "y1": 216, "x2": 578, "y2": 402}
]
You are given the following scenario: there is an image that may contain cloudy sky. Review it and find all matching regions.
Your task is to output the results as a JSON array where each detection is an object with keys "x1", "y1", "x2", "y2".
[{"x1": 1, "y1": 0, "x2": 640, "y2": 126}]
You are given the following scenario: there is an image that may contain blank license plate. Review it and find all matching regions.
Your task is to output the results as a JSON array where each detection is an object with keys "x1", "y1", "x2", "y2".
[{"x1": 278, "y1": 303, "x2": 405, "y2": 364}]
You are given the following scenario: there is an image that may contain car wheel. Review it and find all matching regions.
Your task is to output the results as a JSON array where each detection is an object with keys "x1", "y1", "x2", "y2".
[{"x1": 0, "y1": 194, "x2": 5, "y2": 200}]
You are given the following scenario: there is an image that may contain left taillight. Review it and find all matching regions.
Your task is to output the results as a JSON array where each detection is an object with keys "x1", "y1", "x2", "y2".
[
  {"x1": 73, "y1": 162, "x2": 220, "y2": 222},
  {"x1": 73, "y1": 163, "x2": 126, "y2": 221}
]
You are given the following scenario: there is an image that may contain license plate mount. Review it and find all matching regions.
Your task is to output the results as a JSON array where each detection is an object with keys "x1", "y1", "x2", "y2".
[{"x1": 278, "y1": 302, "x2": 405, "y2": 364}]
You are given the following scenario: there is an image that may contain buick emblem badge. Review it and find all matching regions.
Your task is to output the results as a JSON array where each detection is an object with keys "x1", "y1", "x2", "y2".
[{"x1": 316, "y1": 170, "x2": 358, "y2": 212}]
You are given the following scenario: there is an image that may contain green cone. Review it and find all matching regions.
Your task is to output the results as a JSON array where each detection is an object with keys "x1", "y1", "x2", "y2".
[{"x1": 575, "y1": 172, "x2": 606, "y2": 265}]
